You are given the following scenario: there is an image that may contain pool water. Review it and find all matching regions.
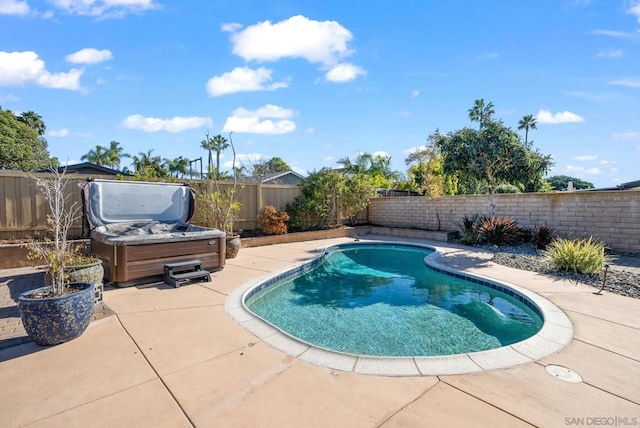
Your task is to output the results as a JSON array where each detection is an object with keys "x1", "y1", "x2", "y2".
[{"x1": 246, "y1": 244, "x2": 543, "y2": 357}]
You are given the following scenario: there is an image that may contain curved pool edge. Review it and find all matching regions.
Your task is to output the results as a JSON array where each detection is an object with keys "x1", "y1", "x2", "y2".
[{"x1": 225, "y1": 240, "x2": 574, "y2": 377}]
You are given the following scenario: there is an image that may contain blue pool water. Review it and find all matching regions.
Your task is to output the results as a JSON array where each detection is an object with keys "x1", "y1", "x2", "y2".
[{"x1": 246, "y1": 243, "x2": 543, "y2": 357}]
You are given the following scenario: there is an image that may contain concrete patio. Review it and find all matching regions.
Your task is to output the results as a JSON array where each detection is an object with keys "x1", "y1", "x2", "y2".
[{"x1": 0, "y1": 235, "x2": 638, "y2": 427}]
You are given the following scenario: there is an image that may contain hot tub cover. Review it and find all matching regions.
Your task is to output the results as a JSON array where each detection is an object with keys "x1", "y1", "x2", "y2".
[
  {"x1": 81, "y1": 179, "x2": 224, "y2": 245},
  {"x1": 82, "y1": 179, "x2": 196, "y2": 228}
]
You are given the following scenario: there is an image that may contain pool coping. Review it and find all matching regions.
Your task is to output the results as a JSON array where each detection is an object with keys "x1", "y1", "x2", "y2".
[{"x1": 225, "y1": 240, "x2": 574, "y2": 376}]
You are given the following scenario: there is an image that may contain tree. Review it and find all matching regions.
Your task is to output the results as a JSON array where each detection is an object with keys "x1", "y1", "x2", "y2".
[
  {"x1": 163, "y1": 156, "x2": 189, "y2": 178},
  {"x1": 0, "y1": 108, "x2": 55, "y2": 170},
  {"x1": 517, "y1": 114, "x2": 538, "y2": 145},
  {"x1": 251, "y1": 156, "x2": 291, "y2": 181},
  {"x1": 17, "y1": 111, "x2": 46, "y2": 136},
  {"x1": 403, "y1": 144, "x2": 456, "y2": 197},
  {"x1": 547, "y1": 175, "x2": 594, "y2": 191},
  {"x1": 468, "y1": 99, "x2": 495, "y2": 130},
  {"x1": 433, "y1": 118, "x2": 553, "y2": 215},
  {"x1": 81, "y1": 145, "x2": 110, "y2": 166},
  {"x1": 106, "y1": 141, "x2": 130, "y2": 169},
  {"x1": 131, "y1": 149, "x2": 168, "y2": 179},
  {"x1": 211, "y1": 134, "x2": 229, "y2": 179},
  {"x1": 340, "y1": 173, "x2": 378, "y2": 225},
  {"x1": 337, "y1": 152, "x2": 401, "y2": 188}
]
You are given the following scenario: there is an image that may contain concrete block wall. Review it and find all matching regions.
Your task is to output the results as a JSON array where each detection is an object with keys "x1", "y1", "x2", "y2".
[{"x1": 368, "y1": 190, "x2": 640, "y2": 252}]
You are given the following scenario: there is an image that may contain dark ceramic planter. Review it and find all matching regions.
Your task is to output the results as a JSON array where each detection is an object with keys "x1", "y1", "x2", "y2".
[
  {"x1": 44, "y1": 260, "x2": 104, "y2": 287},
  {"x1": 226, "y1": 235, "x2": 241, "y2": 259},
  {"x1": 18, "y1": 283, "x2": 94, "y2": 346}
]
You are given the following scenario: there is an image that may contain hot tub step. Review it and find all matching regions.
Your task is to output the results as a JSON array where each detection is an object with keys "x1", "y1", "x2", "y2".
[{"x1": 164, "y1": 260, "x2": 211, "y2": 288}]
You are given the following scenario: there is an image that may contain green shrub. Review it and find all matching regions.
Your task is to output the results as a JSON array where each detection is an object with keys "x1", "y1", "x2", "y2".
[
  {"x1": 456, "y1": 214, "x2": 485, "y2": 245},
  {"x1": 544, "y1": 237, "x2": 611, "y2": 275},
  {"x1": 257, "y1": 205, "x2": 290, "y2": 235},
  {"x1": 531, "y1": 224, "x2": 555, "y2": 250},
  {"x1": 479, "y1": 216, "x2": 519, "y2": 246}
]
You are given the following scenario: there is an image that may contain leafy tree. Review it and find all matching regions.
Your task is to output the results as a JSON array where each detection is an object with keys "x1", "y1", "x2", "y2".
[
  {"x1": 468, "y1": 99, "x2": 495, "y2": 130},
  {"x1": 0, "y1": 108, "x2": 56, "y2": 170},
  {"x1": 403, "y1": 144, "x2": 456, "y2": 197},
  {"x1": 81, "y1": 145, "x2": 110, "y2": 166},
  {"x1": 547, "y1": 175, "x2": 594, "y2": 191},
  {"x1": 163, "y1": 156, "x2": 189, "y2": 178},
  {"x1": 337, "y1": 152, "x2": 401, "y2": 188},
  {"x1": 517, "y1": 114, "x2": 538, "y2": 144},
  {"x1": 286, "y1": 169, "x2": 344, "y2": 231},
  {"x1": 131, "y1": 149, "x2": 168, "y2": 179},
  {"x1": 251, "y1": 156, "x2": 291, "y2": 181},
  {"x1": 17, "y1": 111, "x2": 46, "y2": 136},
  {"x1": 106, "y1": 141, "x2": 130, "y2": 169},
  {"x1": 433, "y1": 109, "x2": 553, "y2": 214},
  {"x1": 340, "y1": 173, "x2": 378, "y2": 225}
]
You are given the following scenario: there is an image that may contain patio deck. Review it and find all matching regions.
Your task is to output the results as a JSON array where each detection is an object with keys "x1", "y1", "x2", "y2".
[{"x1": 0, "y1": 235, "x2": 638, "y2": 427}]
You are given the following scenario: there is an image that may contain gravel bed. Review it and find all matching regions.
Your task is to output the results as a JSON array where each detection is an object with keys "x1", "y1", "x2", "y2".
[{"x1": 478, "y1": 244, "x2": 640, "y2": 300}]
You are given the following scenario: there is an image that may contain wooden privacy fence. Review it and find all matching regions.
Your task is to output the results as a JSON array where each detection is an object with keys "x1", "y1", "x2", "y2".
[{"x1": 0, "y1": 171, "x2": 302, "y2": 240}]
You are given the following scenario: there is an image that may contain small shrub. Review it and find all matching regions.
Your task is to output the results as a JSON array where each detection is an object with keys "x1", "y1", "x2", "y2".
[
  {"x1": 456, "y1": 214, "x2": 485, "y2": 245},
  {"x1": 479, "y1": 216, "x2": 519, "y2": 246},
  {"x1": 516, "y1": 226, "x2": 533, "y2": 244},
  {"x1": 531, "y1": 224, "x2": 556, "y2": 250},
  {"x1": 544, "y1": 237, "x2": 611, "y2": 275},
  {"x1": 257, "y1": 205, "x2": 290, "y2": 235}
]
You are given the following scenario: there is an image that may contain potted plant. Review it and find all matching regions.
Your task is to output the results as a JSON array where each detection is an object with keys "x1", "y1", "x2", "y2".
[{"x1": 18, "y1": 168, "x2": 98, "y2": 346}]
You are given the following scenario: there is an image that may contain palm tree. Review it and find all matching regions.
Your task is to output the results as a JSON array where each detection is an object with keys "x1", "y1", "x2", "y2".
[
  {"x1": 17, "y1": 111, "x2": 46, "y2": 136},
  {"x1": 468, "y1": 99, "x2": 495, "y2": 129},
  {"x1": 517, "y1": 114, "x2": 538, "y2": 145},
  {"x1": 106, "y1": 141, "x2": 130, "y2": 170},
  {"x1": 163, "y1": 156, "x2": 189, "y2": 178},
  {"x1": 211, "y1": 134, "x2": 229, "y2": 179},
  {"x1": 81, "y1": 145, "x2": 110, "y2": 166},
  {"x1": 200, "y1": 132, "x2": 215, "y2": 178}
]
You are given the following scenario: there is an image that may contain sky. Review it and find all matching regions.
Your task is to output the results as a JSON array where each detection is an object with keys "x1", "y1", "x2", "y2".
[{"x1": 0, "y1": 0, "x2": 639, "y2": 188}]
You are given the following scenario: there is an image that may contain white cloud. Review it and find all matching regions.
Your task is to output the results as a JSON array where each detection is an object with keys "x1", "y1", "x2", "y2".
[
  {"x1": 404, "y1": 145, "x2": 427, "y2": 155},
  {"x1": 325, "y1": 63, "x2": 366, "y2": 82},
  {"x1": 372, "y1": 151, "x2": 390, "y2": 159},
  {"x1": 121, "y1": 114, "x2": 212, "y2": 132},
  {"x1": 411, "y1": 90, "x2": 419, "y2": 98},
  {"x1": 536, "y1": 109, "x2": 585, "y2": 124},
  {"x1": 306, "y1": 127, "x2": 315, "y2": 133},
  {"x1": 612, "y1": 131, "x2": 640, "y2": 140},
  {"x1": 223, "y1": 104, "x2": 296, "y2": 135},
  {"x1": 0, "y1": 51, "x2": 83, "y2": 90},
  {"x1": 221, "y1": 22, "x2": 242, "y2": 32},
  {"x1": 574, "y1": 155, "x2": 597, "y2": 161},
  {"x1": 48, "y1": 128, "x2": 70, "y2": 137},
  {"x1": 229, "y1": 15, "x2": 353, "y2": 66},
  {"x1": 626, "y1": 1, "x2": 640, "y2": 22},
  {"x1": 595, "y1": 48, "x2": 623, "y2": 58},
  {"x1": 206, "y1": 66, "x2": 288, "y2": 97},
  {"x1": 0, "y1": 0, "x2": 29, "y2": 15},
  {"x1": 609, "y1": 77, "x2": 640, "y2": 88},
  {"x1": 65, "y1": 48, "x2": 113, "y2": 64},
  {"x1": 592, "y1": 29, "x2": 640, "y2": 41},
  {"x1": 48, "y1": 0, "x2": 158, "y2": 17},
  {"x1": 565, "y1": 165, "x2": 601, "y2": 175}
]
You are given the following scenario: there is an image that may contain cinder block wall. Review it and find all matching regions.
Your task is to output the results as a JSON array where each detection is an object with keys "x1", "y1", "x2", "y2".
[{"x1": 368, "y1": 190, "x2": 640, "y2": 252}]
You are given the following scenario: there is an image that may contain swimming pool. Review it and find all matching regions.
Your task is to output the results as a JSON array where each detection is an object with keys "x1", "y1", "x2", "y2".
[
  {"x1": 227, "y1": 239, "x2": 574, "y2": 376},
  {"x1": 244, "y1": 243, "x2": 543, "y2": 357}
]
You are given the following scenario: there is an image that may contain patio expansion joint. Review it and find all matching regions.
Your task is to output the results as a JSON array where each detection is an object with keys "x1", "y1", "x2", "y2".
[
  {"x1": 571, "y1": 338, "x2": 640, "y2": 364},
  {"x1": 562, "y1": 308, "x2": 640, "y2": 331},
  {"x1": 112, "y1": 312, "x2": 196, "y2": 427},
  {"x1": 376, "y1": 379, "x2": 443, "y2": 428},
  {"x1": 438, "y1": 379, "x2": 538, "y2": 428},
  {"x1": 116, "y1": 303, "x2": 225, "y2": 315}
]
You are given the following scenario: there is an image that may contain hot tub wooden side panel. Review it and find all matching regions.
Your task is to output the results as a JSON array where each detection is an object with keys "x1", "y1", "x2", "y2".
[{"x1": 91, "y1": 237, "x2": 225, "y2": 284}]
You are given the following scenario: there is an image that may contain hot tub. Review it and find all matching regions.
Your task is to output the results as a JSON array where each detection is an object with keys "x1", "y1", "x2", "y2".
[{"x1": 82, "y1": 179, "x2": 226, "y2": 287}]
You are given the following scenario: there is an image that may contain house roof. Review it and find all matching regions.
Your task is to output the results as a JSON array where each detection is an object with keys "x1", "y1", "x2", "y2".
[
  {"x1": 585, "y1": 179, "x2": 640, "y2": 191},
  {"x1": 57, "y1": 162, "x2": 132, "y2": 176},
  {"x1": 261, "y1": 171, "x2": 305, "y2": 183}
]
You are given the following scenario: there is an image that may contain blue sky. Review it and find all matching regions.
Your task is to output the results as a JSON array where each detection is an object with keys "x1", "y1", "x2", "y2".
[{"x1": 1, "y1": 0, "x2": 639, "y2": 188}]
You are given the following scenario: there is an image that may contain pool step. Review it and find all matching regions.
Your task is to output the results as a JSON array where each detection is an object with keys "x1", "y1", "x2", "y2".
[{"x1": 164, "y1": 260, "x2": 211, "y2": 288}]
